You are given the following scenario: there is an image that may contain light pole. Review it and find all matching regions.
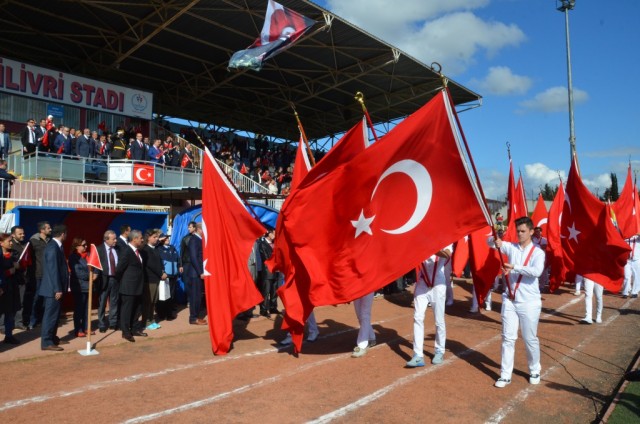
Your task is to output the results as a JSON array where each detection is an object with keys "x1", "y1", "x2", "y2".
[{"x1": 557, "y1": 0, "x2": 576, "y2": 159}]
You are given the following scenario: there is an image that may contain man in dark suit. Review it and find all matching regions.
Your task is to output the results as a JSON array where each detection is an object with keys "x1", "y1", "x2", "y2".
[
  {"x1": 54, "y1": 126, "x2": 72, "y2": 155},
  {"x1": 39, "y1": 225, "x2": 69, "y2": 351},
  {"x1": 184, "y1": 223, "x2": 207, "y2": 325},
  {"x1": 0, "y1": 159, "x2": 16, "y2": 214},
  {"x1": 115, "y1": 229, "x2": 146, "y2": 342},
  {"x1": 95, "y1": 230, "x2": 120, "y2": 332},
  {"x1": 117, "y1": 224, "x2": 131, "y2": 251},
  {"x1": 0, "y1": 123, "x2": 12, "y2": 159},
  {"x1": 75, "y1": 128, "x2": 93, "y2": 158},
  {"x1": 130, "y1": 133, "x2": 146, "y2": 162},
  {"x1": 20, "y1": 118, "x2": 37, "y2": 155}
]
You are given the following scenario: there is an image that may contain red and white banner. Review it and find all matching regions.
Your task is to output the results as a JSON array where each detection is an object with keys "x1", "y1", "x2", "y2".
[{"x1": 133, "y1": 164, "x2": 155, "y2": 185}]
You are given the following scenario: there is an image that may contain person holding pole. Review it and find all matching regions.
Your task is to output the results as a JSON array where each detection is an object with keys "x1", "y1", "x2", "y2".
[
  {"x1": 69, "y1": 238, "x2": 91, "y2": 337},
  {"x1": 489, "y1": 216, "x2": 545, "y2": 388}
]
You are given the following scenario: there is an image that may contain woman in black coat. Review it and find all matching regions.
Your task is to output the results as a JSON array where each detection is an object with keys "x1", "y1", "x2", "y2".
[{"x1": 0, "y1": 233, "x2": 21, "y2": 344}]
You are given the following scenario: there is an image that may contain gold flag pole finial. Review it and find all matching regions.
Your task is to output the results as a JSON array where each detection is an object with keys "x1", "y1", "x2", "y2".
[
  {"x1": 354, "y1": 91, "x2": 379, "y2": 143},
  {"x1": 432, "y1": 62, "x2": 448, "y2": 88}
]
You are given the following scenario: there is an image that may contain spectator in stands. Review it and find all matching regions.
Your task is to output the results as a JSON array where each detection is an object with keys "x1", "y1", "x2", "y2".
[
  {"x1": 28, "y1": 221, "x2": 51, "y2": 330},
  {"x1": 167, "y1": 142, "x2": 182, "y2": 168},
  {"x1": 148, "y1": 139, "x2": 164, "y2": 165},
  {"x1": 140, "y1": 228, "x2": 166, "y2": 331},
  {"x1": 20, "y1": 118, "x2": 38, "y2": 155},
  {"x1": 157, "y1": 234, "x2": 179, "y2": 321},
  {"x1": 95, "y1": 134, "x2": 111, "y2": 159},
  {"x1": 0, "y1": 160, "x2": 16, "y2": 214},
  {"x1": 54, "y1": 126, "x2": 72, "y2": 155},
  {"x1": 76, "y1": 128, "x2": 93, "y2": 159},
  {"x1": 182, "y1": 143, "x2": 195, "y2": 169},
  {"x1": 268, "y1": 179, "x2": 278, "y2": 195},
  {"x1": 90, "y1": 131, "x2": 99, "y2": 156},
  {"x1": 110, "y1": 129, "x2": 128, "y2": 159},
  {"x1": 130, "y1": 133, "x2": 147, "y2": 162},
  {"x1": 0, "y1": 123, "x2": 11, "y2": 159},
  {"x1": 34, "y1": 118, "x2": 49, "y2": 153},
  {"x1": 0, "y1": 233, "x2": 21, "y2": 345},
  {"x1": 68, "y1": 237, "x2": 91, "y2": 337}
]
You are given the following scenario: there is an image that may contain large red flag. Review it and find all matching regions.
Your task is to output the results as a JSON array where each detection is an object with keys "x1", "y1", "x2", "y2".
[
  {"x1": 451, "y1": 236, "x2": 469, "y2": 278},
  {"x1": 18, "y1": 242, "x2": 32, "y2": 269},
  {"x1": 503, "y1": 169, "x2": 528, "y2": 242},
  {"x1": 531, "y1": 193, "x2": 548, "y2": 237},
  {"x1": 201, "y1": 148, "x2": 265, "y2": 355},
  {"x1": 280, "y1": 90, "x2": 490, "y2": 327},
  {"x1": 612, "y1": 165, "x2": 640, "y2": 239},
  {"x1": 86, "y1": 244, "x2": 103, "y2": 271},
  {"x1": 562, "y1": 160, "x2": 630, "y2": 291},
  {"x1": 290, "y1": 134, "x2": 312, "y2": 189},
  {"x1": 547, "y1": 181, "x2": 567, "y2": 292},
  {"x1": 506, "y1": 160, "x2": 517, "y2": 225},
  {"x1": 272, "y1": 119, "x2": 368, "y2": 352},
  {"x1": 469, "y1": 226, "x2": 502, "y2": 306}
]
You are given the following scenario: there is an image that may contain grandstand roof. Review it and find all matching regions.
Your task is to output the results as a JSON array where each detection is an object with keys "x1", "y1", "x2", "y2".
[{"x1": 0, "y1": 0, "x2": 481, "y2": 142}]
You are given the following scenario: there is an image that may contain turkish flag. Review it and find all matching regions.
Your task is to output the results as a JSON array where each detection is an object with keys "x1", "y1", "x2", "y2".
[
  {"x1": 201, "y1": 148, "x2": 264, "y2": 355},
  {"x1": 239, "y1": 163, "x2": 248, "y2": 175},
  {"x1": 469, "y1": 226, "x2": 502, "y2": 306},
  {"x1": 42, "y1": 117, "x2": 54, "y2": 147},
  {"x1": 547, "y1": 182, "x2": 567, "y2": 292},
  {"x1": 451, "y1": 236, "x2": 469, "y2": 278},
  {"x1": 280, "y1": 90, "x2": 489, "y2": 321},
  {"x1": 86, "y1": 243, "x2": 103, "y2": 271},
  {"x1": 133, "y1": 164, "x2": 155, "y2": 185},
  {"x1": 562, "y1": 160, "x2": 630, "y2": 291},
  {"x1": 271, "y1": 119, "x2": 368, "y2": 352},
  {"x1": 98, "y1": 120, "x2": 107, "y2": 132},
  {"x1": 503, "y1": 166, "x2": 528, "y2": 242},
  {"x1": 531, "y1": 193, "x2": 548, "y2": 237},
  {"x1": 612, "y1": 165, "x2": 640, "y2": 239},
  {"x1": 18, "y1": 242, "x2": 33, "y2": 269}
]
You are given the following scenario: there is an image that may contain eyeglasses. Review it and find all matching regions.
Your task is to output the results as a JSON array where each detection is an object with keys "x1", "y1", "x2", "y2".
[{"x1": 80, "y1": 243, "x2": 87, "y2": 247}]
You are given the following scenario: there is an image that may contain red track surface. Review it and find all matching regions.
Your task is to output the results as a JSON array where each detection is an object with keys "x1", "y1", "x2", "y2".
[{"x1": 1, "y1": 279, "x2": 638, "y2": 423}]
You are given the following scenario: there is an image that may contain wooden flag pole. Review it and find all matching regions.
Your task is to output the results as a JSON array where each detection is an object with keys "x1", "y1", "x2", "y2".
[
  {"x1": 78, "y1": 266, "x2": 99, "y2": 356},
  {"x1": 289, "y1": 102, "x2": 316, "y2": 167}
]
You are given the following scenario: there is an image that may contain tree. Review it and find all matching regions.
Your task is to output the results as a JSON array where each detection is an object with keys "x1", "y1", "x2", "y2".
[
  {"x1": 541, "y1": 183, "x2": 558, "y2": 201},
  {"x1": 600, "y1": 172, "x2": 619, "y2": 201}
]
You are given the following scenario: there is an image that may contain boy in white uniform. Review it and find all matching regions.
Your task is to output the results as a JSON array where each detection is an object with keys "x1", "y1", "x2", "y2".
[
  {"x1": 621, "y1": 235, "x2": 640, "y2": 298},
  {"x1": 406, "y1": 244, "x2": 453, "y2": 367},
  {"x1": 489, "y1": 217, "x2": 545, "y2": 388}
]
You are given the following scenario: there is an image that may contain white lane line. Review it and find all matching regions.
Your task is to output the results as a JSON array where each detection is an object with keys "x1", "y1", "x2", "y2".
[
  {"x1": 0, "y1": 314, "x2": 404, "y2": 413},
  {"x1": 485, "y1": 299, "x2": 633, "y2": 424},
  {"x1": 307, "y1": 296, "x2": 584, "y2": 424}
]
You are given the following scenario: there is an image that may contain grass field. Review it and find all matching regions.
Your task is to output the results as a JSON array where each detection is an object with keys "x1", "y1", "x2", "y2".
[{"x1": 607, "y1": 380, "x2": 640, "y2": 423}]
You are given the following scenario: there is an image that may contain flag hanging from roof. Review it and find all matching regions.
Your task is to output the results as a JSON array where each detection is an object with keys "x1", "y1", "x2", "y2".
[{"x1": 228, "y1": 0, "x2": 315, "y2": 72}]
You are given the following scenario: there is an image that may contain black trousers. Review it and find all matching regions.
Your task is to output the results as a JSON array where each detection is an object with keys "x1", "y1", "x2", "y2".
[{"x1": 120, "y1": 294, "x2": 140, "y2": 337}]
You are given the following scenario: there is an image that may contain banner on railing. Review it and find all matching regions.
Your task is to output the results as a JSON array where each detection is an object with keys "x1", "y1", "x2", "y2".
[
  {"x1": 133, "y1": 164, "x2": 155, "y2": 185},
  {"x1": 0, "y1": 56, "x2": 153, "y2": 120},
  {"x1": 108, "y1": 163, "x2": 133, "y2": 183}
]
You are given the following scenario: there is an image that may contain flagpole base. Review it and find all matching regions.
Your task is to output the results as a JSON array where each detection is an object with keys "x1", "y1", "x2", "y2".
[{"x1": 77, "y1": 342, "x2": 99, "y2": 356}]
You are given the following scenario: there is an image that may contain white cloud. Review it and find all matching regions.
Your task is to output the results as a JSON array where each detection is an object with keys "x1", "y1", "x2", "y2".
[
  {"x1": 582, "y1": 173, "x2": 612, "y2": 193},
  {"x1": 470, "y1": 66, "x2": 532, "y2": 96},
  {"x1": 325, "y1": 1, "x2": 525, "y2": 75},
  {"x1": 524, "y1": 163, "x2": 565, "y2": 189},
  {"x1": 518, "y1": 86, "x2": 589, "y2": 113},
  {"x1": 479, "y1": 169, "x2": 508, "y2": 201}
]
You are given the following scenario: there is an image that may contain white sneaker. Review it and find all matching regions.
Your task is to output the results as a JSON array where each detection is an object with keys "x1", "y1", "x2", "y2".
[
  {"x1": 595, "y1": 316, "x2": 602, "y2": 324},
  {"x1": 574, "y1": 291, "x2": 581, "y2": 296},
  {"x1": 485, "y1": 305, "x2": 492, "y2": 311},
  {"x1": 495, "y1": 378, "x2": 511, "y2": 388},
  {"x1": 580, "y1": 318, "x2": 593, "y2": 325},
  {"x1": 351, "y1": 346, "x2": 367, "y2": 358},
  {"x1": 529, "y1": 374, "x2": 541, "y2": 385}
]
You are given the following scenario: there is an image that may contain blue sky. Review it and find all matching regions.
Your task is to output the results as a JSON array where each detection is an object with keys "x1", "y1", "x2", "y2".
[{"x1": 316, "y1": 0, "x2": 640, "y2": 200}]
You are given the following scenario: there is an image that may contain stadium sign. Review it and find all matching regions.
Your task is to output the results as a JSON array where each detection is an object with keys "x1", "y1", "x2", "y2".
[{"x1": 0, "y1": 56, "x2": 153, "y2": 120}]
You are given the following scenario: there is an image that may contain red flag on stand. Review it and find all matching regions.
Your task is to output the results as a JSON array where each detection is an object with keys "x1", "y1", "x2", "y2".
[
  {"x1": 561, "y1": 159, "x2": 630, "y2": 291},
  {"x1": 469, "y1": 226, "x2": 502, "y2": 306},
  {"x1": 612, "y1": 165, "x2": 640, "y2": 239},
  {"x1": 451, "y1": 236, "x2": 469, "y2": 278},
  {"x1": 87, "y1": 244, "x2": 103, "y2": 271},
  {"x1": 201, "y1": 148, "x2": 265, "y2": 355},
  {"x1": 547, "y1": 181, "x2": 567, "y2": 292},
  {"x1": 531, "y1": 193, "x2": 548, "y2": 237},
  {"x1": 279, "y1": 90, "x2": 490, "y2": 339}
]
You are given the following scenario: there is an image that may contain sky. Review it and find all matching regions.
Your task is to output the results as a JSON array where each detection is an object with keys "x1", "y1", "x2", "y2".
[{"x1": 315, "y1": 0, "x2": 640, "y2": 200}]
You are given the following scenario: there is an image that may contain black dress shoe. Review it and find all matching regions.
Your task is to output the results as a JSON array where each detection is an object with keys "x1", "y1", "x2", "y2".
[
  {"x1": 3, "y1": 336, "x2": 20, "y2": 345},
  {"x1": 269, "y1": 309, "x2": 281, "y2": 315},
  {"x1": 259, "y1": 311, "x2": 271, "y2": 318},
  {"x1": 99, "y1": 328, "x2": 107, "y2": 333},
  {"x1": 109, "y1": 326, "x2": 118, "y2": 331},
  {"x1": 133, "y1": 331, "x2": 148, "y2": 337},
  {"x1": 122, "y1": 334, "x2": 135, "y2": 342},
  {"x1": 52, "y1": 336, "x2": 60, "y2": 346}
]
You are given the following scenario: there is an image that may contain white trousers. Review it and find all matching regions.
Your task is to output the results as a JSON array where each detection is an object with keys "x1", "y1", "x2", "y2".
[
  {"x1": 471, "y1": 285, "x2": 493, "y2": 310},
  {"x1": 500, "y1": 297, "x2": 541, "y2": 380},
  {"x1": 584, "y1": 278, "x2": 603, "y2": 321},
  {"x1": 446, "y1": 278, "x2": 454, "y2": 305},
  {"x1": 412, "y1": 281, "x2": 446, "y2": 357},
  {"x1": 621, "y1": 260, "x2": 640, "y2": 296},
  {"x1": 354, "y1": 292, "x2": 375, "y2": 349}
]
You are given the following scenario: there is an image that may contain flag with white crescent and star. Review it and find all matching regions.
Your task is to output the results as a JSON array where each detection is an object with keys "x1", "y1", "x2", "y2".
[
  {"x1": 280, "y1": 90, "x2": 491, "y2": 310},
  {"x1": 133, "y1": 164, "x2": 155, "y2": 185},
  {"x1": 561, "y1": 159, "x2": 630, "y2": 291}
]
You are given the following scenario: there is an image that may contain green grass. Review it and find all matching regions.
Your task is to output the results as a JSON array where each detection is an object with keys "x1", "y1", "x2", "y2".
[{"x1": 607, "y1": 381, "x2": 640, "y2": 424}]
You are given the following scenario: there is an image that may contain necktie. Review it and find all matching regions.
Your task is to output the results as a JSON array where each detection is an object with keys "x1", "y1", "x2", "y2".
[
  {"x1": 109, "y1": 248, "x2": 117, "y2": 275},
  {"x1": 30, "y1": 128, "x2": 35, "y2": 144},
  {"x1": 135, "y1": 249, "x2": 141, "y2": 262}
]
